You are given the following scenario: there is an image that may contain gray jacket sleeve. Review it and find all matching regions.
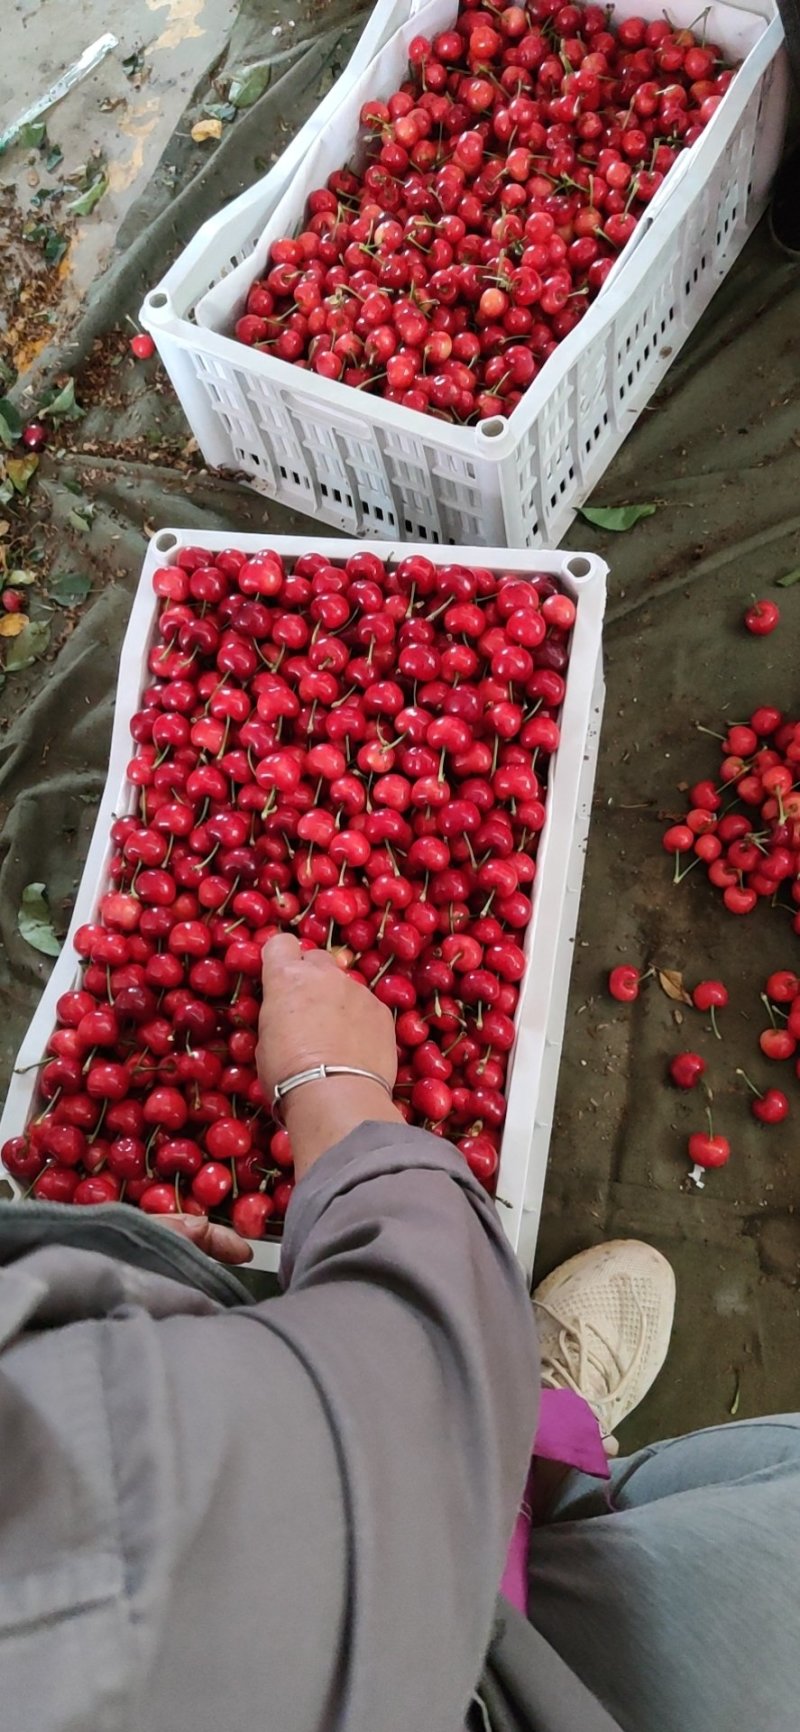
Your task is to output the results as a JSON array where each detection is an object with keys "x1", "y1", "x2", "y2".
[{"x1": 0, "y1": 1122, "x2": 539, "y2": 1732}]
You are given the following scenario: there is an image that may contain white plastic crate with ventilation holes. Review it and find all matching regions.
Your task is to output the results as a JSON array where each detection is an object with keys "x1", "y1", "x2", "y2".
[
  {"x1": 140, "y1": 0, "x2": 788, "y2": 549},
  {"x1": 0, "y1": 531, "x2": 606, "y2": 1278}
]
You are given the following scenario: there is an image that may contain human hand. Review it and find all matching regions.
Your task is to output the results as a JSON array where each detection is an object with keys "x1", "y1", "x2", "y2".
[
  {"x1": 159, "y1": 1215, "x2": 254, "y2": 1265},
  {"x1": 258, "y1": 935, "x2": 401, "y2": 1178}
]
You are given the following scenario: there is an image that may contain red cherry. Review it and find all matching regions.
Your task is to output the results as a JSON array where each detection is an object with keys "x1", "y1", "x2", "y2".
[
  {"x1": 692, "y1": 979, "x2": 728, "y2": 1038},
  {"x1": 669, "y1": 1051, "x2": 706, "y2": 1089},
  {"x1": 744, "y1": 599, "x2": 780, "y2": 636},
  {"x1": 34, "y1": 1166, "x2": 80, "y2": 1202},
  {"x1": 192, "y1": 1161, "x2": 234, "y2": 1207},
  {"x1": 130, "y1": 333, "x2": 156, "y2": 360},
  {"x1": 608, "y1": 964, "x2": 641, "y2": 1002},
  {"x1": 231, "y1": 1192, "x2": 275, "y2": 1238},
  {"x1": 759, "y1": 1028, "x2": 796, "y2": 1061}
]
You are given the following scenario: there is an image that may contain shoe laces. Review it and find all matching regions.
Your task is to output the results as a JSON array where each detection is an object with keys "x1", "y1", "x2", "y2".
[{"x1": 533, "y1": 1288, "x2": 646, "y2": 1420}]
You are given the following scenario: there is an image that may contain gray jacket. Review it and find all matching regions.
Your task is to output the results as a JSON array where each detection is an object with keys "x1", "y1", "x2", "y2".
[{"x1": 0, "y1": 1121, "x2": 617, "y2": 1732}]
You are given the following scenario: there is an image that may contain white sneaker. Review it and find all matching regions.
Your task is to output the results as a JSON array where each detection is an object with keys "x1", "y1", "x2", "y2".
[{"x1": 532, "y1": 1240, "x2": 676, "y2": 1446}]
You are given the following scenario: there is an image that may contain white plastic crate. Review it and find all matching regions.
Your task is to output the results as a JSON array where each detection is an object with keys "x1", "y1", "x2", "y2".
[
  {"x1": 0, "y1": 531, "x2": 606, "y2": 1278},
  {"x1": 141, "y1": 0, "x2": 787, "y2": 548}
]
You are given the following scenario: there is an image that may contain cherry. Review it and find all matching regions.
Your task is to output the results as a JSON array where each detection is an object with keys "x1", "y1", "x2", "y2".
[
  {"x1": 766, "y1": 970, "x2": 799, "y2": 1002},
  {"x1": 759, "y1": 1027, "x2": 796, "y2": 1061},
  {"x1": 130, "y1": 333, "x2": 156, "y2": 360},
  {"x1": 22, "y1": 421, "x2": 48, "y2": 451},
  {"x1": 691, "y1": 979, "x2": 728, "y2": 1038},
  {"x1": 205, "y1": 1117, "x2": 252, "y2": 1160},
  {"x1": 686, "y1": 1109, "x2": 730, "y2": 1188},
  {"x1": 669, "y1": 1051, "x2": 706, "y2": 1089},
  {"x1": 192, "y1": 1161, "x2": 234, "y2": 1207},
  {"x1": 608, "y1": 964, "x2": 641, "y2": 1002},
  {"x1": 231, "y1": 1192, "x2": 275, "y2": 1238},
  {"x1": 139, "y1": 1184, "x2": 180, "y2": 1215},
  {"x1": 744, "y1": 599, "x2": 780, "y2": 636},
  {"x1": 34, "y1": 1166, "x2": 80, "y2": 1203},
  {"x1": 736, "y1": 1070, "x2": 789, "y2": 1125}
]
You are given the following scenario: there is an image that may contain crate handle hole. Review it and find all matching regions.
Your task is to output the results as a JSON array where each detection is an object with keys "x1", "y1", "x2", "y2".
[
  {"x1": 146, "y1": 291, "x2": 169, "y2": 313},
  {"x1": 476, "y1": 416, "x2": 507, "y2": 440},
  {"x1": 154, "y1": 530, "x2": 179, "y2": 554},
  {"x1": 564, "y1": 555, "x2": 593, "y2": 582}
]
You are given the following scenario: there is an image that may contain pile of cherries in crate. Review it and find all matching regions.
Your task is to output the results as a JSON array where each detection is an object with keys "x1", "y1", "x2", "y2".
[
  {"x1": 233, "y1": 0, "x2": 736, "y2": 422},
  {"x1": 2, "y1": 545, "x2": 577, "y2": 1237}
]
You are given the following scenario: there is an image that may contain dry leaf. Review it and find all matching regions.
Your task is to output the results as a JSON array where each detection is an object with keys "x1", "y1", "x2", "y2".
[
  {"x1": 658, "y1": 969, "x2": 692, "y2": 1005},
  {"x1": 191, "y1": 118, "x2": 223, "y2": 143},
  {"x1": 0, "y1": 613, "x2": 29, "y2": 637},
  {"x1": 0, "y1": 522, "x2": 10, "y2": 537}
]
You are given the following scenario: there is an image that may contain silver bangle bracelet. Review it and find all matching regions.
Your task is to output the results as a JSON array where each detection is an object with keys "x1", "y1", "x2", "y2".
[{"x1": 271, "y1": 1064, "x2": 393, "y2": 1124}]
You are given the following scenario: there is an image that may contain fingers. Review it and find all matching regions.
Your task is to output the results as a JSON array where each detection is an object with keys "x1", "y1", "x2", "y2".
[
  {"x1": 261, "y1": 932, "x2": 302, "y2": 979},
  {"x1": 160, "y1": 1215, "x2": 254, "y2": 1266}
]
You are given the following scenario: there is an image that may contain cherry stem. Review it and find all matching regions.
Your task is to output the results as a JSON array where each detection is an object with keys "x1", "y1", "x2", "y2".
[
  {"x1": 761, "y1": 992, "x2": 777, "y2": 1028},
  {"x1": 736, "y1": 1069, "x2": 762, "y2": 1099},
  {"x1": 710, "y1": 1004, "x2": 721, "y2": 1040}
]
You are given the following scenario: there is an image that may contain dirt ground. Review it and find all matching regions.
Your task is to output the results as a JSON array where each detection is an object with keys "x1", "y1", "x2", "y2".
[{"x1": 0, "y1": 0, "x2": 798, "y2": 1452}]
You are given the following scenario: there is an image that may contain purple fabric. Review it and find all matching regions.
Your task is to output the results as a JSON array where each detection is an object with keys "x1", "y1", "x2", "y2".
[{"x1": 500, "y1": 1389, "x2": 610, "y2": 1613}]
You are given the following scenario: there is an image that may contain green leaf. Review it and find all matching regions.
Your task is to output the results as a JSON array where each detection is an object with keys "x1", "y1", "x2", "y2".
[
  {"x1": 23, "y1": 218, "x2": 68, "y2": 265},
  {"x1": 40, "y1": 378, "x2": 83, "y2": 423},
  {"x1": 48, "y1": 570, "x2": 90, "y2": 605},
  {"x1": 67, "y1": 173, "x2": 107, "y2": 216},
  {"x1": 5, "y1": 454, "x2": 38, "y2": 494},
  {"x1": 578, "y1": 503, "x2": 657, "y2": 532},
  {"x1": 18, "y1": 121, "x2": 46, "y2": 150},
  {"x1": 18, "y1": 883, "x2": 61, "y2": 957},
  {"x1": 775, "y1": 567, "x2": 800, "y2": 588},
  {"x1": 0, "y1": 477, "x2": 13, "y2": 506},
  {"x1": 66, "y1": 504, "x2": 94, "y2": 534},
  {"x1": 203, "y1": 101, "x2": 238, "y2": 123},
  {"x1": 0, "y1": 358, "x2": 16, "y2": 388},
  {"x1": 44, "y1": 142, "x2": 63, "y2": 173},
  {"x1": 229, "y1": 62, "x2": 272, "y2": 109},
  {"x1": 0, "y1": 398, "x2": 22, "y2": 447},
  {"x1": 5, "y1": 618, "x2": 50, "y2": 670}
]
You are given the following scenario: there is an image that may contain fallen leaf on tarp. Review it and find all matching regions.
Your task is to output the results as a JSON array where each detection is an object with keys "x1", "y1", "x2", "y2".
[
  {"x1": 41, "y1": 378, "x2": 83, "y2": 422},
  {"x1": 775, "y1": 567, "x2": 800, "y2": 588},
  {"x1": 22, "y1": 219, "x2": 68, "y2": 265},
  {"x1": 18, "y1": 121, "x2": 46, "y2": 150},
  {"x1": 203, "y1": 101, "x2": 237, "y2": 123},
  {"x1": 191, "y1": 117, "x2": 223, "y2": 143},
  {"x1": 6, "y1": 454, "x2": 38, "y2": 493},
  {"x1": 68, "y1": 172, "x2": 107, "y2": 216},
  {"x1": 5, "y1": 618, "x2": 50, "y2": 669},
  {"x1": 579, "y1": 504, "x2": 657, "y2": 532},
  {"x1": 66, "y1": 505, "x2": 95, "y2": 534},
  {"x1": 47, "y1": 570, "x2": 91, "y2": 605},
  {"x1": 0, "y1": 398, "x2": 22, "y2": 448},
  {"x1": 658, "y1": 969, "x2": 692, "y2": 1005},
  {"x1": 228, "y1": 62, "x2": 271, "y2": 108},
  {"x1": 0, "y1": 614, "x2": 28, "y2": 637},
  {"x1": 18, "y1": 883, "x2": 61, "y2": 957}
]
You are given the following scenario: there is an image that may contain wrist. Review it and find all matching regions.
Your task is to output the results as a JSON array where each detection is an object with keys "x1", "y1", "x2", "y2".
[{"x1": 282, "y1": 1073, "x2": 402, "y2": 1179}]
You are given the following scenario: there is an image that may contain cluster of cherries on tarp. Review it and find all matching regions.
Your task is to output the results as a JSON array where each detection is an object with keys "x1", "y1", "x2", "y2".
[
  {"x1": 233, "y1": 0, "x2": 735, "y2": 423},
  {"x1": 2, "y1": 544, "x2": 576, "y2": 1236}
]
